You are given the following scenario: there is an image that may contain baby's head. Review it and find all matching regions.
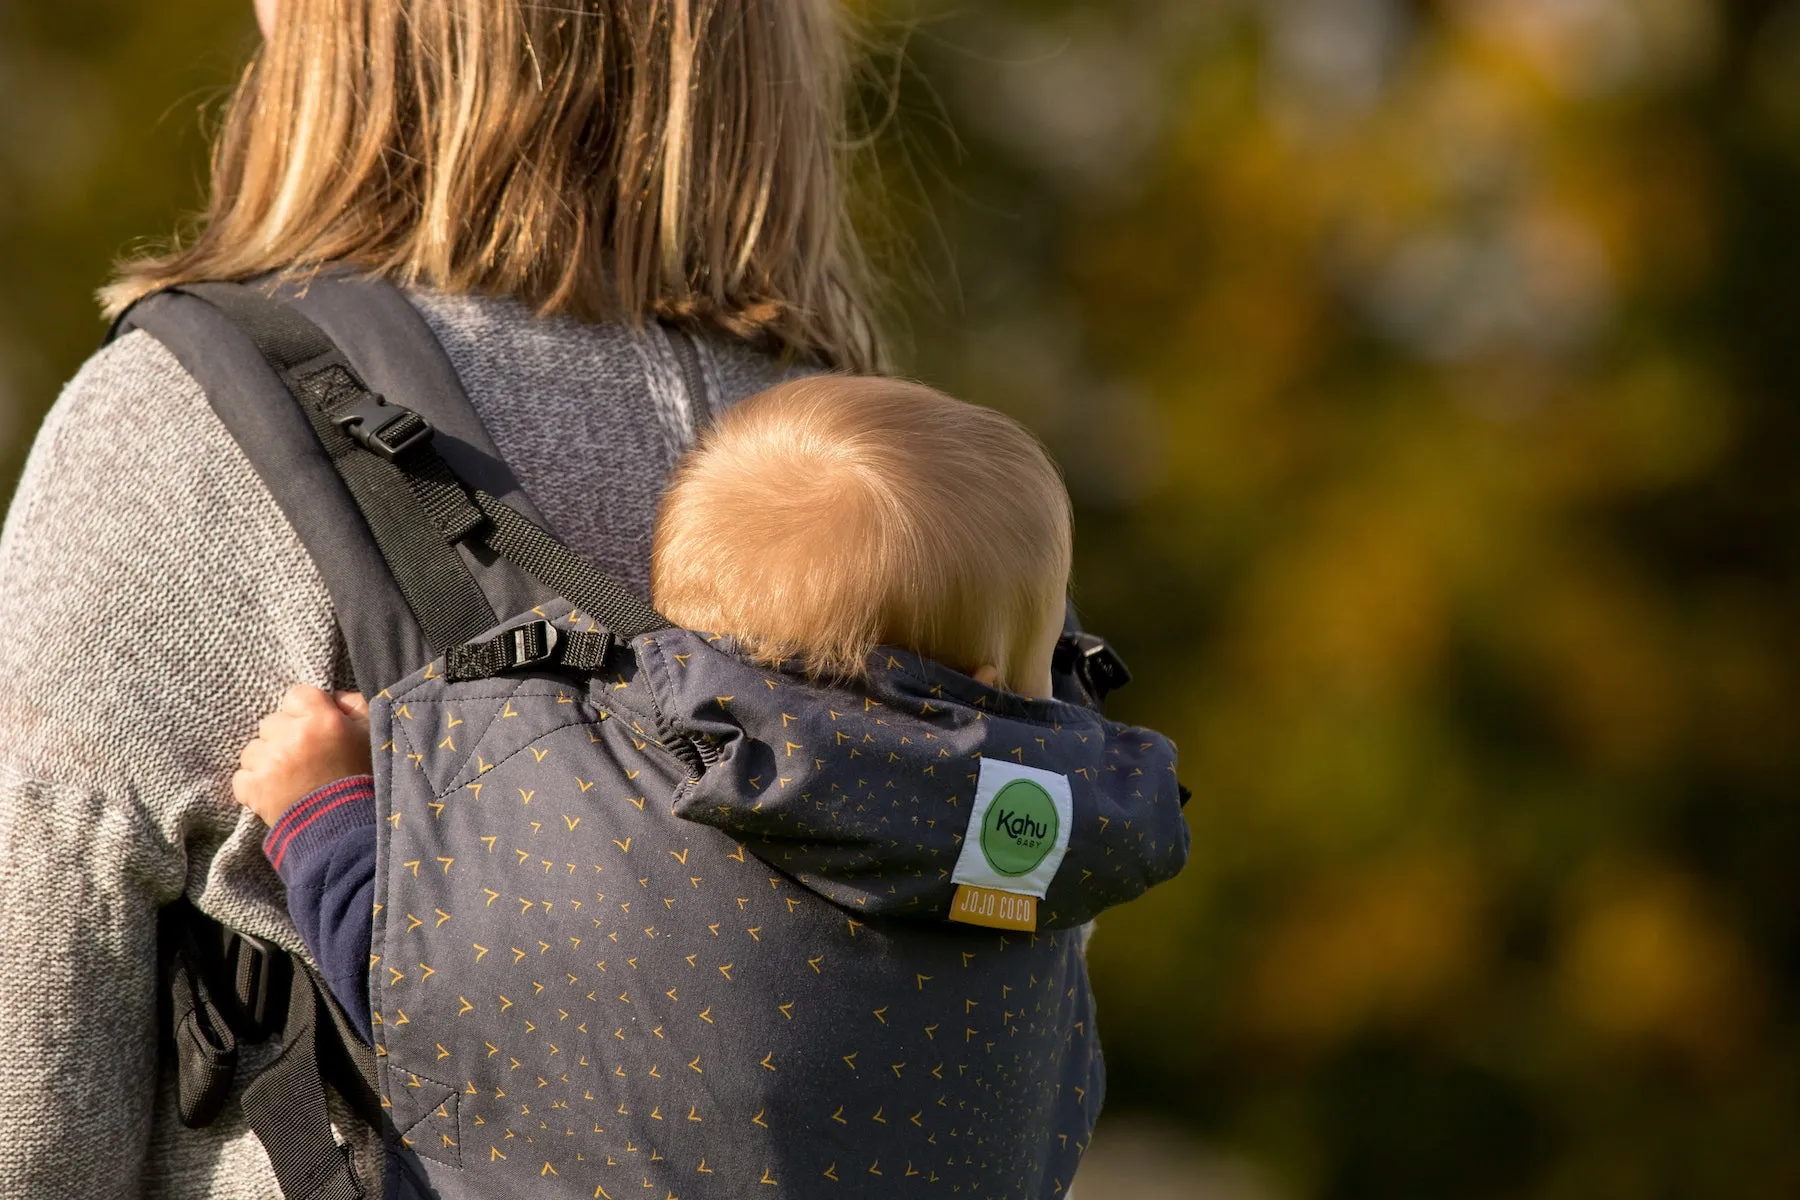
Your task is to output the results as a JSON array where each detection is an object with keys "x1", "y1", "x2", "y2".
[{"x1": 651, "y1": 376, "x2": 1071, "y2": 697}]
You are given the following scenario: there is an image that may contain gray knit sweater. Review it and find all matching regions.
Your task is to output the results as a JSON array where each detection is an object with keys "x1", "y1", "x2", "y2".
[{"x1": 0, "y1": 290, "x2": 800, "y2": 1197}]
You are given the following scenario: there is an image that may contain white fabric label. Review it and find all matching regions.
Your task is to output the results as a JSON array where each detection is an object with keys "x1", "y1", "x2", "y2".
[{"x1": 950, "y1": 757, "x2": 1075, "y2": 900}]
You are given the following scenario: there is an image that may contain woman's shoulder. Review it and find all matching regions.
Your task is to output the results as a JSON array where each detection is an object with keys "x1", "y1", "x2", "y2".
[
  {"x1": 33, "y1": 326, "x2": 205, "y2": 448},
  {"x1": 0, "y1": 325, "x2": 336, "y2": 792},
  {"x1": 6, "y1": 326, "x2": 319, "y2": 596},
  {"x1": 4, "y1": 329, "x2": 210, "y2": 543}
]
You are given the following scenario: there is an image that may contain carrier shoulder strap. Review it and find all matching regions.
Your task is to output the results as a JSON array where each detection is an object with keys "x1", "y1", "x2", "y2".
[
  {"x1": 115, "y1": 278, "x2": 491, "y2": 688},
  {"x1": 113, "y1": 273, "x2": 667, "y2": 691}
]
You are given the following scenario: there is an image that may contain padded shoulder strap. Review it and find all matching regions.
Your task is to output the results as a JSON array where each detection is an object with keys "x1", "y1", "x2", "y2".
[
  {"x1": 114, "y1": 274, "x2": 668, "y2": 691},
  {"x1": 116, "y1": 286, "x2": 447, "y2": 690}
]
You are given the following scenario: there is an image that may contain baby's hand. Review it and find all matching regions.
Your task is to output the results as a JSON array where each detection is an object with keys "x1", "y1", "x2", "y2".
[{"x1": 233, "y1": 685, "x2": 372, "y2": 827}]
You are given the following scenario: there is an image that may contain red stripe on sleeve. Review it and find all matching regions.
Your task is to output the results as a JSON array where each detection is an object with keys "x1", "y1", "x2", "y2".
[{"x1": 267, "y1": 776, "x2": 374, "y2": 869}]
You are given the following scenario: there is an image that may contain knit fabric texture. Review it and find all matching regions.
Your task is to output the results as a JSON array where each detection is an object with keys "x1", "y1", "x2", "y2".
[{"x1": 0, "y1": 289, "x2": 800, "y2": 1198}]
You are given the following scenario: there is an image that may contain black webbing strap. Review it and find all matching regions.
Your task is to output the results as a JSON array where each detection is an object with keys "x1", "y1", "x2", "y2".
[
  {"x1": 160, "y1": 898, "x2": 293, "y2": 1130},
  {"x1": 308, "y1": 970, "x2": 383, "y2": 1135},
  {"x1": 174, "y1": 283, "x2": 497, "y2": 654},
  {"x1": 437, "y1": 489, "x2": 671, "y2": 680},
  {"x1": 241, "y1": 966, "x2": 365, "y2": 1200},
  {"x1": 159, "y1": 900, "x2": 373, "y2": 1199},
  {"x1": 469, "y1": 490, "x2": 668, "y2": 639},
  {"x1": 162, "y1": 912, "x2": 243, "y2": 1130}
]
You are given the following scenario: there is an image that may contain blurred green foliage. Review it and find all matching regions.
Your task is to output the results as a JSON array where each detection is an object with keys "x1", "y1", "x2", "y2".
[
  {"x1": 0, "y1": 0, "x2": 256, "y2": 482},
  {"x1": 863, "y1": 2, "x2": 1800, "y2": 1196},
  {"x1": 5, "y1": 1, "x2": 1800, "y2": 1197}
]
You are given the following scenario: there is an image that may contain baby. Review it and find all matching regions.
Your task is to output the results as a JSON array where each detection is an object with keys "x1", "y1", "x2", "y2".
[{"x1": 235, "y1": 374, "x2": 1075, "y2": 1038}]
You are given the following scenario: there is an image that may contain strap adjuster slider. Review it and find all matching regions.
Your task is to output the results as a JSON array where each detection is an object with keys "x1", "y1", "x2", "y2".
[
  {"x1": 508, "y1": 620, "x2": 560, "y2": 670},
  {"x1": 221, "y1": 927, "x2": 280, "y2": 1040}
]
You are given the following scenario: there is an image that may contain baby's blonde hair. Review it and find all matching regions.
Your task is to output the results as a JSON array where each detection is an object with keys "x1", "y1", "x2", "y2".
[{"x1": 651, "y1": 377, "x2": 1072, "y2": 687}]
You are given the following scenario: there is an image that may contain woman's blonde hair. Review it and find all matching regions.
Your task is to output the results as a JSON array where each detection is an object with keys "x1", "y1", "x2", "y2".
[
  {"x1": 105, "y1": 0, "x2": 879, "y2": 371},
  {"x1": 652, "y1": 376, "x2": 1072, "y2": 687}
]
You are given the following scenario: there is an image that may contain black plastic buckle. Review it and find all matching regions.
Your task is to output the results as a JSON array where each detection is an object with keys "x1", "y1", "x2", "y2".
[
  {"x1": 332, "y1": 392, "x2": 434, "y2": 459},
  {"x1": 445, "y1": 619, "x2": 565, "y2": 682},
  {"x1": 506, "y1": 620, "x2": 561, "y2": 671},
  {"x1": 221, "y1": 927, "x2": 280, "y2": 1039},
  {"x1": 1055, "y1": 632, "x2": 1133, "y2": 705}
]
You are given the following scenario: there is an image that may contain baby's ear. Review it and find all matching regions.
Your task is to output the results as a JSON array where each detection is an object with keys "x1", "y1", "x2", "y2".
[{"x1": 970, "y1": 665, "x2": 1001, "y2": 689}]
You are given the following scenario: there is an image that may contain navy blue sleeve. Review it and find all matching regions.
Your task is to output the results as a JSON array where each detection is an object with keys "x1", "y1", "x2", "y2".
[{"x1": 262, "y1": 776, "x2": 377, "y2": 1045}]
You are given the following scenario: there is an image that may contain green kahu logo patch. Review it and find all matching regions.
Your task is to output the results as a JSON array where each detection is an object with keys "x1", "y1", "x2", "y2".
[{"x1": 980, "y1": 779, "x2": 1060, "y2": 876}]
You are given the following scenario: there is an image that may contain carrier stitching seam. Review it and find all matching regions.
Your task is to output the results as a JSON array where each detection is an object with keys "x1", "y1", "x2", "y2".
[
  {"x1": 631, "y1": 639, "x2": 710, "y2": 781},
  {"x1": 382, "y1": 679, "x2": 588, "y2": 796},
  {"x1": 376, "y1": 719, "x2": 461, "y2": 1164},
  {"x1": 387, "y1": 713, "x2": 429, "y2": 790},
  {"x1": 587, "y1": 652, "x2": 672, "y2": 730},
  {"x1": 441, "y1": 682, "x2": 519, "y2": 787},
  {"x1": 635, "y1": 638, "x2": 689, "y2": 743},
  {"x1": 591, "y1": 685, "x2": 660, "y2": 728},
  {"x1": 389, "y1": 678, "x2": 575, "y2": 704},
  {"x1": 426, "y1": 714, "x2": 603, "y2": 801},
  {"x1": 417, "y1": 678, "x2": 528, "y2": 793},
  {"x1": 388, "y1": 1066, "x2": 461, "y2": 1164},
  {"x1": 635, "y1": 640, "x2": 707, "y2": 777}
]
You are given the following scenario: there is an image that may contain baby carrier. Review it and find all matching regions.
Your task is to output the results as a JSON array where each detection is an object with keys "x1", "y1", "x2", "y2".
[{"x1": 115, "y1": 277, "x2": 1189, "y2": 1200}]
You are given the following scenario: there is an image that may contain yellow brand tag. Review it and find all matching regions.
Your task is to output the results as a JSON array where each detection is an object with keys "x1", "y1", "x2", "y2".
[{"x1": 949, "y1": 884, "x2": 1037, "y2": 931}]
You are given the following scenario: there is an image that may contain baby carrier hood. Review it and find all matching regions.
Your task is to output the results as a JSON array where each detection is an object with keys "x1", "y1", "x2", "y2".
[{"x1": 635, "y1": 629, "x2": 1190, "y2": 930}]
